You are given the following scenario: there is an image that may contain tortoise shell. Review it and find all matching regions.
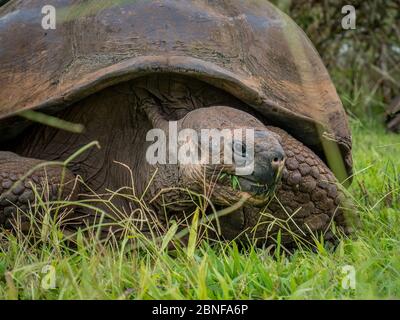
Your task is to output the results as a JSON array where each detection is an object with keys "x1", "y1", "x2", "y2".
[{"x1": 0, "y1": 0, "x2": 352, "y2": 184}]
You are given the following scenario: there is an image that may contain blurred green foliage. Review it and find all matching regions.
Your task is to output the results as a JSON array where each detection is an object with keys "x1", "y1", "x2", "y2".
[{"x1": 272, "y1": 0, "x2": 400, "y2": 120}]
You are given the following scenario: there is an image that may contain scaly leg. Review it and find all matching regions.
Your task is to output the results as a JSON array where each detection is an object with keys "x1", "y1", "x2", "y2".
[
  {"x1": 242, "y1": 127, "x2": 355, "y2": 246},
  {"x1": 0, "y1": 151, "x2": 79, "y2": 232}
]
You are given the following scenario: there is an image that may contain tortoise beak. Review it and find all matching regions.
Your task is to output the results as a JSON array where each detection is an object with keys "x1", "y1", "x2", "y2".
[{"x1": 238, "y1": 147, "x2": 285, "y2": 196}]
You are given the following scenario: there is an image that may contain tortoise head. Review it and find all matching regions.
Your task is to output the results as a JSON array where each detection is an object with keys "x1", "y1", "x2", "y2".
[{"x1": 170, "y1": 106, "x2": 285, "y2": 207}]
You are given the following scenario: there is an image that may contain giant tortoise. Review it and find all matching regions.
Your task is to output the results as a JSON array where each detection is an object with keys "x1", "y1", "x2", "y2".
[{"x1": 0, "y1": 0, "x2": 354, "y2": 247}]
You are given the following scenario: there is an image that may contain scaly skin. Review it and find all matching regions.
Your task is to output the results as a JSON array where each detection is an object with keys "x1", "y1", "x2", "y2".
[
  {"x1": 0, "y1": 152, "x2": 78, "y2": 232},
  {"x1": 0, "y1": 82, "x2": 353, "y2": 245},
  {"x1": 0, "y1": 125, "x2": 353, "y2": 245}
]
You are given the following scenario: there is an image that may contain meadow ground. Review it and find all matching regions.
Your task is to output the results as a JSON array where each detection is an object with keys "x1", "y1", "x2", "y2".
[{"x1": 0, "y1": 118, "x2": 399, "y2": 300}]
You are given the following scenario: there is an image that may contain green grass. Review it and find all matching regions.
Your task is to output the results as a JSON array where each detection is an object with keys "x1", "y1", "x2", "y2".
[{"x1": 0, "y1": 119, "x2": 399, "y2": 300}]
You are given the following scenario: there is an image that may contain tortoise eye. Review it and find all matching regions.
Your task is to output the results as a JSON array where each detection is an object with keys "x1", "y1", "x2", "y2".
[{"x1": 232, "y1": 140, "x2": 247, "y2": 158}]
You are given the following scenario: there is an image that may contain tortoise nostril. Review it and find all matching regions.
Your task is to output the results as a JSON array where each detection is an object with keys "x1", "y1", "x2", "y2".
[{"x1": 271, "y1": 154, "x2": 285, "y2": 171}]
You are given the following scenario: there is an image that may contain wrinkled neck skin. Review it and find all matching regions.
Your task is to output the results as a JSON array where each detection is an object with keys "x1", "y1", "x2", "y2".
[
  {"x1": 16, "y1": 84, "x2": 154, "y2": 207},
  {"x1": 13, "y1": 75, "x2": 251, "y2": 218}
]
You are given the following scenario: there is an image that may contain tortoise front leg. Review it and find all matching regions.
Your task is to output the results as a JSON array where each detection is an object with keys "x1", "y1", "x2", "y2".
[
  {"x1": 264, "y1": 127, "x2": 354, "y2": 243},
  {"x1": 241, "y1": 127, "x2": 355, "y2": 246},
  {"x1": 0, "y1": 151, "x2": 78, "y2": 232}
]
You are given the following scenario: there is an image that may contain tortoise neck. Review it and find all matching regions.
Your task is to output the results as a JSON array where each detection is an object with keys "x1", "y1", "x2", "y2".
[{"x1": 133, "y1": 87, "x2": 169, "y2": 130}]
